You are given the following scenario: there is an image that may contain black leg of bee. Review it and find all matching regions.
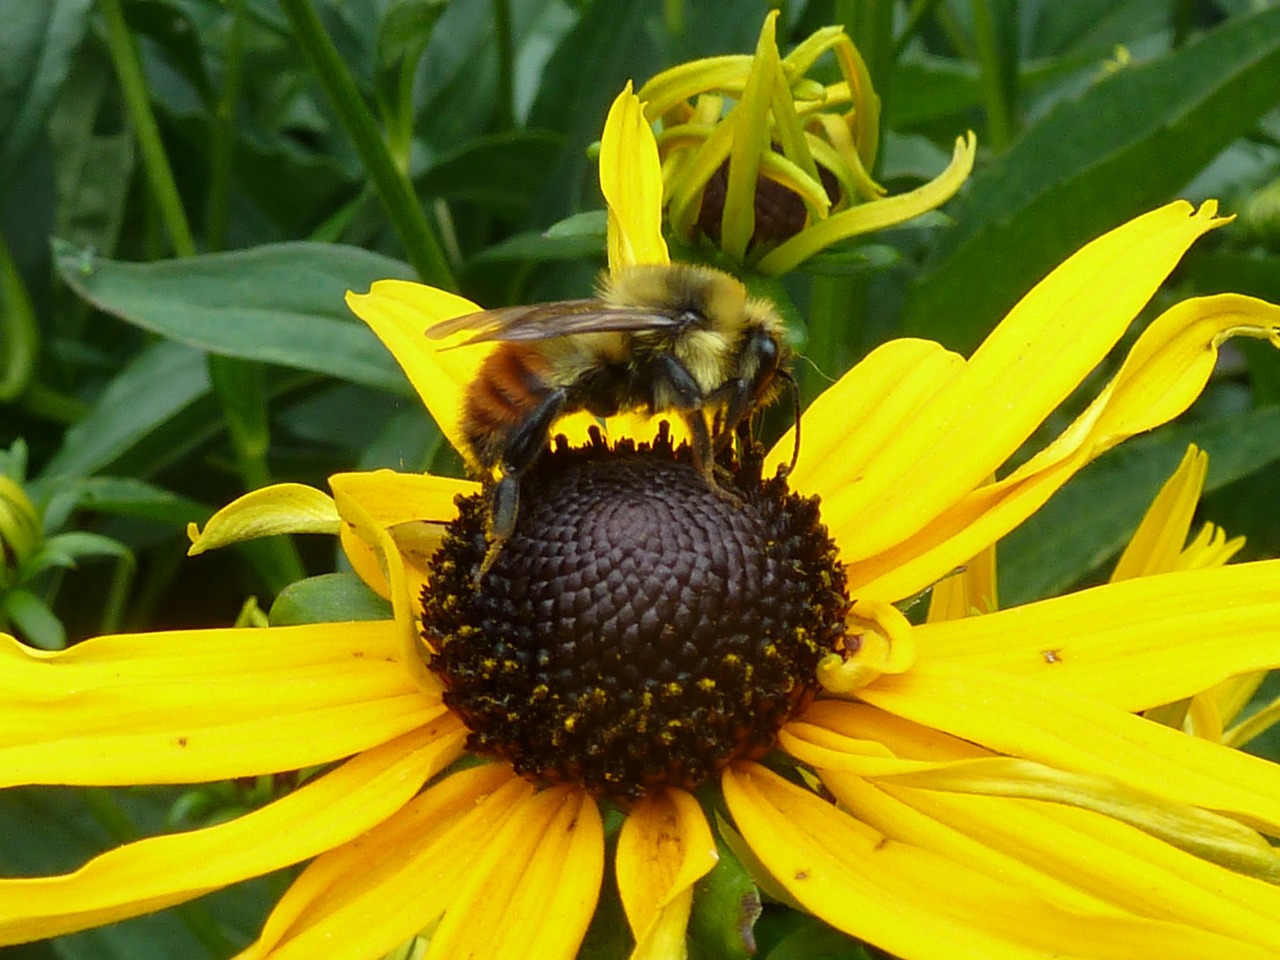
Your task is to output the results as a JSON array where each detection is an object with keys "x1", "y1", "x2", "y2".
[
  {"x1": 647, "y1": 354, "x2": 730, "y2": 495},
  {"x1": 476, "y1": 388, "x2": 567, "y2": 584}
]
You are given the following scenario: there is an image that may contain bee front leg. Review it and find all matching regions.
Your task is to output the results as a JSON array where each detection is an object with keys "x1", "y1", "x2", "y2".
[
  {"x1": 649, "y1": 353, "x2": 740, "y2": 502},
  {"x1": 476, "y1": 388, "x2": 567, "y2": 585}
]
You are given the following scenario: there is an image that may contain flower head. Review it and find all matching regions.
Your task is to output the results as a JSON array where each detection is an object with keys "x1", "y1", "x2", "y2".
[
  {"x1": 6, "y1": 90, "x2": 1280, "y2": 960},
  {"x1": 638, "y1": 11, "x2": 976, "y2": 274}
]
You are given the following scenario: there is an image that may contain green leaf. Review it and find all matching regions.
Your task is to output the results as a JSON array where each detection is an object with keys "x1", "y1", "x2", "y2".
[
  {"x1": 34, "y1": 531, "x2": 132, "y2": 570},
  {"x1": 53, "y1": 241, "x2": 417, "y2": 395},
  {"x1": 901, "y1": 4, "x2": 1280, "y2": 351},
  {"x1": 688, "y1": 831, "x2": 761, "y2": 960},
  {"x1": 52, "y1": 477, "x2": 208, "y2": 527},
  {"x1": 40, "y1": 341, "x2": 212, "y2": 480},
  {"x1": 1000, "y1": 407, "x2": 1280, "y2": 606},
  {"x1": 0, "y1": 0, "x2": 94, "y2": 198},
  {"x1": 2, "y1": 588, "x2": 66, "y2": 650},
  {"x1": 268, "y1": 572, "x2": 392, "y2": 625},
  {"x1": 416, "y1": 130, "x2": 563, "y2": 219},
  {"x1": 760, "y1": 915, "x2": 872, "y2": 960}
]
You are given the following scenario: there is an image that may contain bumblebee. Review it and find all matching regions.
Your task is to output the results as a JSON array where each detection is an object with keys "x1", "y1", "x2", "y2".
[{"x1": 428, "y1": 263, "x2": 796, "y2": 572}]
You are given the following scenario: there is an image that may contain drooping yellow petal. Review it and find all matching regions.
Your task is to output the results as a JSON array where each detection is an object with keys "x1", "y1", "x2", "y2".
[
  {"x1": 789, "y1": 701, "x2": 1280, "y2": 943},
  {"x1": 1110, "y1": 445, "x2": 1206, "y2": 581},
  {"x1": 636, "y1": 56, "x2": 753, "y2": 119},
  {"x1": 329, "y1": 468, "x2": 476, "y2": 603},
  {"x1": 0, "y1": 718, "x2": 466, "y2": 946},
  {"x1": 602, "y1": 83, "x2": 669, "y2": 270},
  {"x1": 425, "y1": 785, "x2": 604, "y2": 960},
  {"x1": 844, "y1": 288, "x2": 1280, "y2": 601},
  {"x1": 187, "y1": 483, "x2": 340, "y2": 555},
  {"x1": 829, "y1": 768, "x2": 1280, "y2": 949},
  {"x1": 616, "y1": 789, "x2": 717, "y2": 955},
  {"x1": 819, "y1": 200, "x2": 1226, "y2": 567},
  {"x1": 914, "y1": 560, "x2": 1280, "y2": 711},
  {"x1": 756, "y1": 131, "x2": 976, "y2": 275},
  {"x1": 722, "y1": 763, "x2": 1272, "y2": 960},
  {"x1": 345, "y1": 282, "x2": 489, "y2": 464},
  {"x1": 0, "y1": 622, "x2": 437, "y2": 786},
  {"x1": 720, "y1": 11, "x2": 780, "y2": 262},
  {"x1": 859, "y1": 659, "x2": 1280, "y2": 842},
  {"x1": 236, "y1": 763, "x2": 526, "y2": 960}
]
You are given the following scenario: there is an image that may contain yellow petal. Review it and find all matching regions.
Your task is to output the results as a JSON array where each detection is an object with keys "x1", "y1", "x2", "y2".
[
  {"x1": 187, "y1": 483, "x2": 340, "y2": 555},
  {"x1": 425, "y1": 785, "x2": 603, "y2": 960},
  {"x1": 235, "y1": 763, "x2": 520, "y2": 960},
  {"x1": 345, "y1": 282, "x2": 489, "y2": 465},
  {"x1": 826, "y1": 765, "x2": 1280, "y2": 949},
  {"x1": 765, "y1": 338, "x2": 965, "y2": 485},
  {"x1": 1111, "y1": 445, "x2": 1206, "y2": 581},
  {"x1": 635, "y1": 56, "x2": 753, "y2": 119},
  {"x1": 0, "y1": 622, "x2": 438, "y2": 786},
  {"x1": 616, "y1": 789, "x2": 717, "y2": 949},
  {"x1": 328, "y1": 469, "x2": 476, "y2": 603},
  {"x1": 723, "y1": 762, "x2": 1270, "y2": 960},
  {"x1": 926, "y1": 540, "x2": 998, "y2": 622},
  {"x1": 756, "y1": 131, "x2": 976, "y2": 275},
  {"x1": 0, "y1": 718, "x2": 466, "y2": 946},
  {"x1": 845, "y1": 287, "x2": 1280, "y2": 601},
  {"x1": 915, "y1": 560, "x2": 1280, "y2": 711},
  {"x1": 602, "y1": 83, "x2": 669, "y2": 270},
  {"x1": 720, "y1": 11, "x2": 780, "y2": 262},
  {"x1": 859, "y1": 659, "x2": 1280, "y2": 841},
  {"x1": 821, "y1": 200, "x2": 1225, "y2": 566}
]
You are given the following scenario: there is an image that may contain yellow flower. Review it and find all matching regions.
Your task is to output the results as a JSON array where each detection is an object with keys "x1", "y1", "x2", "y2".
[
  {"x1": 638, "y1": 11, "x2": 976, "y2": 273},
  {"x1": 6, "y1": 88, "x2": 1280, "y2": 960}
]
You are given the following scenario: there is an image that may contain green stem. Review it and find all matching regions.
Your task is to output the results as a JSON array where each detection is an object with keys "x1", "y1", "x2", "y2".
[
  {"x1": 970, "y1": 0, "x2": 1016, "y2": 152},
  {"x1": 800, "y1": 273, "x2": 868, "y2": 405},
  {"x1": 206, "y1": 0, "x2": 248, "y2": 252},
  {"x1": 100, "y1": 0, "x2": 304, "y2": 585},
  {"x1": 97, "y1": 0, "x2": 197, "y2": 257},
  {"x1": 893, "y1": 0, "x2": 947, "y2": 58},
  {"x1": 277, "y1": 0, "x2": 457, "y2": 290},
  {"x1": 664, "y1": 0, "x2": 684, "y2": 37},
  {"x1": 99, "y1": 550, "x2": 137, "y2": 636},
  {"x1": 0, "y1": 233, "x2": 39, "y2": 402},
  {"x1": 493, "y1": 0, "x2": 516, "y2": 131}
]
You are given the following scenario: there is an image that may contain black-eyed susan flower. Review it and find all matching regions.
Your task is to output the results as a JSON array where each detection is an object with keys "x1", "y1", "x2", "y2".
[
  {"x1": 638, "y1": 10, "x2": 976, "y2": 273},
  {"x1": 5, "y1": 87, "x2": 1280, "y2": 960}
]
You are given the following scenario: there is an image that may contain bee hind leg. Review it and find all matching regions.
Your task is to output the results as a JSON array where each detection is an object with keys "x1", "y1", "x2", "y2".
[{"x1": 476, "y1": 474, "x2": 519, "y2": 585}]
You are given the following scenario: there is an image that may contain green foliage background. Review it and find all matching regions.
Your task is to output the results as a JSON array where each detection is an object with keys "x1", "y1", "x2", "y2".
[{"x1": 2, "y1": 1, "x2": 1280, "y2": 957}]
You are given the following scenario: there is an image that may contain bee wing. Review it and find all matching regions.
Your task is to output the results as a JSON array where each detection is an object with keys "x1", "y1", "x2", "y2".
[{"x1": 426, "y1": 300, "x2": 685, "y2": 346}]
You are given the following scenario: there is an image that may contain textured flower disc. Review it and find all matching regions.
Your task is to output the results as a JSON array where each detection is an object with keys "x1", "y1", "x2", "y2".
[
  {"x1": 422, "y1": 427, "x2": 851, "y2": 799},
  {"x1": 697, "y1": 158, "x2": 842, "y2": 250}
]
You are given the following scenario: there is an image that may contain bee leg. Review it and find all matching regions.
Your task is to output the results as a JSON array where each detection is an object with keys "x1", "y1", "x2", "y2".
[{"x1": 474, "y1": 388, "x2": 567, "y2": 586}]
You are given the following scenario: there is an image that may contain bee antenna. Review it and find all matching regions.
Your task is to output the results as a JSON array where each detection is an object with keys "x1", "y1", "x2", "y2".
[
  {"x1": 795, "y1": 353, "x2": 835, "y2": 385},
  {"x1": 777, "y1": 369, "x2": 801, "y2": 476}
]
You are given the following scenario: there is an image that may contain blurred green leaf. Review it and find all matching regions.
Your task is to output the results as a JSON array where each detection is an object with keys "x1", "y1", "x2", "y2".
[
  {"x1": 1001, "y1": 406, "x2": 1280, "y2": 605},
  {"x1": 0, "y1": 0, "x2": 94, "y2": 198},
  {"x1": 902, "y1": 4, "x2": 1280, "y2": 351},
  {"x1": 417, "y1": 130, "x2": 563, "y2": 218},
  {"x1": 761, "y1": 919, "x2": 872, "y2": 960},
  {"x1": 41, "y1": 341, "x2": 212, "y2": 480},
  {"x1": 377, "y1": 0, "x2": 446, "y2": 74},
  {"x1": 269, "y1": 571, "x2": 391, "y2": 625},
  {"x1": 2, "y1": 588, "x2": 66, "y2": 649},
  {"x1": 53, "y1": 241, "x2": 417, "y2": 395},
  {"x1": 688, "y1": 830, "x2": 760, "y2": 960}
]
